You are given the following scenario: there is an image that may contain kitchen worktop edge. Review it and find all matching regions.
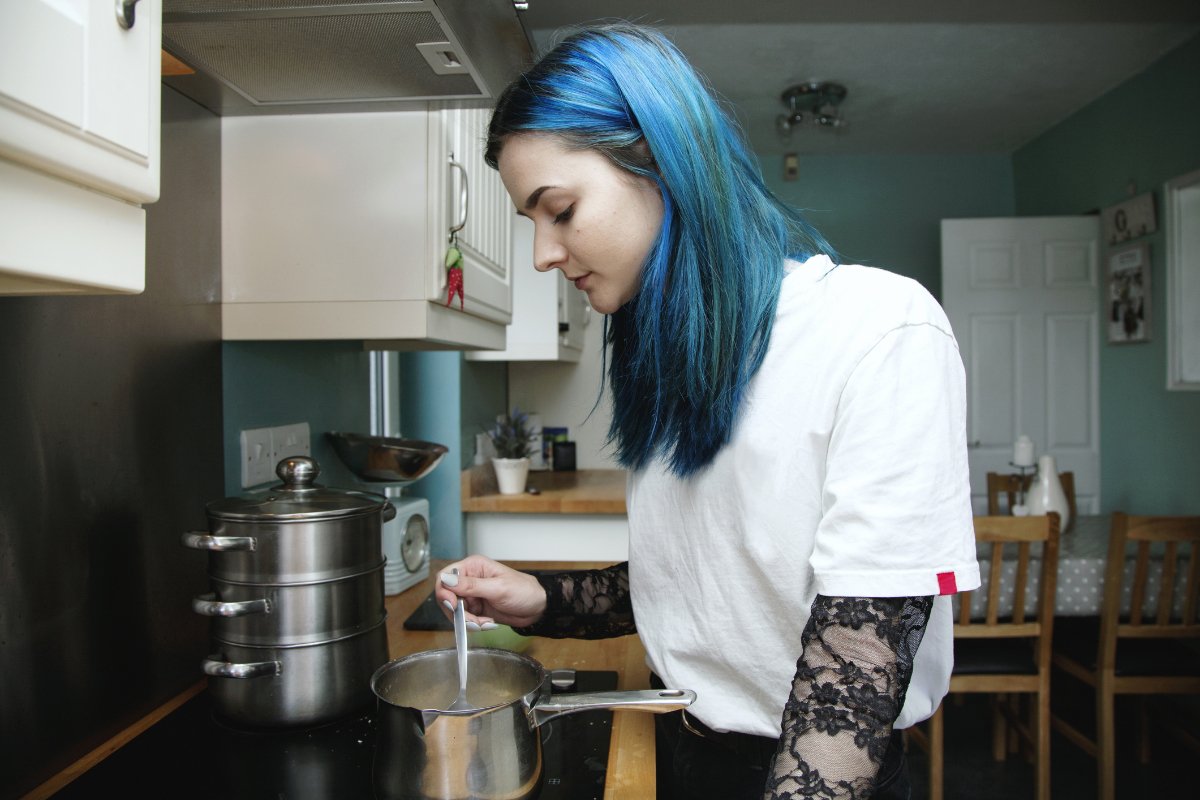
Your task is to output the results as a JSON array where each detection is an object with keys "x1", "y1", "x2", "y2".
[{"x1": 461, "y1": 467, "x2": 628, "y2": 514}]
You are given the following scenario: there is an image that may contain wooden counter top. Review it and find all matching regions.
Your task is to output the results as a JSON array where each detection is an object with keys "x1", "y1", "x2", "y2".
[
  {"x1": 461, "y1": 466, "x2": 628, "y2": 514},
  {"x1": 384, "y1": 560, "x2": 654, "y2": 799}
]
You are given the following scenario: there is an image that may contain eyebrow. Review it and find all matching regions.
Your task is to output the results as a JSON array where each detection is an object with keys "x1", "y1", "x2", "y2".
[{"x1": 523, "y1": 185, "x2": 557, "y2": 211}]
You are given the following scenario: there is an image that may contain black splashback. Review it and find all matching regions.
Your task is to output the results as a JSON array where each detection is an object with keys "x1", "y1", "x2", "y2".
[{"x1": 0, "y1": 87, "x2": 223, "y2": 797}]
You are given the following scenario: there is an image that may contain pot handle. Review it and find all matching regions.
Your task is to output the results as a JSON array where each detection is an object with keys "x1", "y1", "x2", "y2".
[
  {"x1": 181, "y1": 532, "x2": 257, "y2": 552},
  {"x1": 192, "y1": 593, "x2": 270, "y2": 617},
  {"x1": 202, "y1": 656, "x2": 281, "y2": 679},
  {"x1": 530, "y1": 688, "x2": 697, "y2": 728},
  {"x1": 382, "y1": 501, "x2": 397, "y2": 523}
]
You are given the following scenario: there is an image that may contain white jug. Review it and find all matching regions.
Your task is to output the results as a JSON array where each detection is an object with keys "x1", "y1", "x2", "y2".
[{"x1": 1027, "y1": 454, "x2": 1071, "y2": 532}]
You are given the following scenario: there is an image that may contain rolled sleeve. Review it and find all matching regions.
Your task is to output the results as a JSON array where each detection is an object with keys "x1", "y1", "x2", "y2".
[{"x1": 812, "y1": 322, "x2": 980, "y2": 598}]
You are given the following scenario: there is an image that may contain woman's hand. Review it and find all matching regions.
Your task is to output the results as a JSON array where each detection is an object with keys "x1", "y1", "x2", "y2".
[{"x1": 435, "y1": 555, "x2": 547, "y2": 629}]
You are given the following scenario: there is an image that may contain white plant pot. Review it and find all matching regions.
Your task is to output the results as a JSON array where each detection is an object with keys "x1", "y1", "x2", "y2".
[{"x1": 492, "y1": 457, "x2": 531, "y2": 495}]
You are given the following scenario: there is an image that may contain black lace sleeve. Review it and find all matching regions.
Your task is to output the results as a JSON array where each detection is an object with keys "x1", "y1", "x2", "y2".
[
  {"x1": 764, "y1": 595, "x2": 933, "y2": 799},
  {"x1": 511, "y1": 562, "x2": 635, "y2": 639}
]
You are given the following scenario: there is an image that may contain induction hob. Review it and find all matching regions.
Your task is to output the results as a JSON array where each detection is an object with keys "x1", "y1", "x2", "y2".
[{"x1": 52, "y1": 669, "x2": 617, "y2": 800}]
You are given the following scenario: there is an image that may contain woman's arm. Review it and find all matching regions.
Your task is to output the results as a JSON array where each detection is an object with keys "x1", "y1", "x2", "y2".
[
  {"x1": 513, "y1": 562, "x2": 636, "y2": 639},
  {"x1": 763, "y1": 595, "x2": 933, "y2": 799}
]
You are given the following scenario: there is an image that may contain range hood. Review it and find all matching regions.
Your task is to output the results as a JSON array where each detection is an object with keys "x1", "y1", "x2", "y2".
[{"x1": 161, "y1": 0, "x2": 534, "y2": 115}]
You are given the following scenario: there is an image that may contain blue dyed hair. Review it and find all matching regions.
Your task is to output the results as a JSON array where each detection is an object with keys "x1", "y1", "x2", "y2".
[{"x1": 486, "y1": 24, "x2": 835, "y2": 477}]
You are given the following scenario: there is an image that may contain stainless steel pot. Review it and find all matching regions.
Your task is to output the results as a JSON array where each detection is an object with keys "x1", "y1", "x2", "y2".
[
  {"x1": 182, "y1": 456, "x2": 395, "y2": 584},
  {"x1": 370, "y1": 648, "x2": 696, "y2": 800},
  {"x1": 204, "y1": 617, "x2": 389, "y2": 728},
  {"x1": 194, "y1": 563, "x2": 386, "y2": 645}
]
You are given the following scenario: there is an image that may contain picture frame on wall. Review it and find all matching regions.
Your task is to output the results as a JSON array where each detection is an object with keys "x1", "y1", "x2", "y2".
[{"x1": 1107, "y1": 242, "x2": 1151, "y2": 344}]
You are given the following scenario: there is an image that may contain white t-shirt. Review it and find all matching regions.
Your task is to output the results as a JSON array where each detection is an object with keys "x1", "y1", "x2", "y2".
[{"x1": 627, "y1": 255, "x2": 981, "y2": 738}]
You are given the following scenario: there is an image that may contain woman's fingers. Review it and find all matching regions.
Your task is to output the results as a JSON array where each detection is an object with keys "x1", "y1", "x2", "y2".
[{"x1": 432, "y1": 555, "x2": 546, "y2": 628}]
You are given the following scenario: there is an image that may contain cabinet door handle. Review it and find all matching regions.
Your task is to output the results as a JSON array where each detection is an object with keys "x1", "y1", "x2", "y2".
[
  {"x1": 448, "y1": 153, "x2": 469, "y2": 241},
  {"x1": 116, "y1": 0, "x2": 142, "y2": 30}
]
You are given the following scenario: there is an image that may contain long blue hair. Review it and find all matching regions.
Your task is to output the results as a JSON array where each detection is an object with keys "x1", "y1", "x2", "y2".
[{"x1": 486, "y1": 24, "x2": 835, "y2": 477}]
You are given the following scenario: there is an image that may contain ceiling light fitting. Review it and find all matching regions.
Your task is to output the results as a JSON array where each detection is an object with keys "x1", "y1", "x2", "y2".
[{"x1": 776, "y1": 81, "x2": 848, "y2": 137}]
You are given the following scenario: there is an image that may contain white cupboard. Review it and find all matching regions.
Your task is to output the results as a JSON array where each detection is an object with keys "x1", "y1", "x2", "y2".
[
  {"x1": 467, "y1": 215, "x2": 591, "y2": 362},
  {"x1": 0, "y1": 0, "x2": 162, "y2": 294},
  {"x1": 221, "y1": 106, "x2": 513, "y2": 349}
]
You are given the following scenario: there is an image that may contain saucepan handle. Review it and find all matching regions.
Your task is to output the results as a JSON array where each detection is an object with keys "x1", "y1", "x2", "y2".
[
  {"x1": 530, "y1": 688, "x2": 697, "y2": 727},
  {"x1": 192, "y1": 593, "x2": 270, "y2": 617},
  {"x1": 202, "y1": 656, "x2": 280, "y2": 679},
  {"x1": 181, "y1": 531, "x2": 257, "y2": 551}
]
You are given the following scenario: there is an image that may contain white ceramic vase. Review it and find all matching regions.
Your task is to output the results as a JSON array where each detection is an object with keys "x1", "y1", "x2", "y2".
[
  {"x1": 492, "y1": 457, "x2": 530, "y2": 495},
  {"x1": 1026, "y1": 454, "x2": 1071, "y2": 531}
]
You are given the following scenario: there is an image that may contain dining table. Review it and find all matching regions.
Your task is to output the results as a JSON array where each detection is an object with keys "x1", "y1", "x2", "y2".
[{"x1": 964, "y1": 513, "x2": 1190, "y2": 618}]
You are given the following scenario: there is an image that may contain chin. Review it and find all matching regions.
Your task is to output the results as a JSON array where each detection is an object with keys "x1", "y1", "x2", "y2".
[{"x1": 589, "y1": 297, "x2": 621, "y2": 315}]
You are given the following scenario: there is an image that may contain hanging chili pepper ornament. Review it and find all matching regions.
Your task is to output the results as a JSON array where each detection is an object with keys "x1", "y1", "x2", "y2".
[
  {"x1": 444, "y1": 244, "x2": 464, "y2": 309},
  {"x1": 444, "y1": 245, "x2": 465, "y2": 309}
]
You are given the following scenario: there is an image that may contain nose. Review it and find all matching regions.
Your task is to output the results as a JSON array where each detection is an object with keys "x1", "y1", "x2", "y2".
[{"x1": 532, "y1": 228, "x2": 566, "y2": 273}]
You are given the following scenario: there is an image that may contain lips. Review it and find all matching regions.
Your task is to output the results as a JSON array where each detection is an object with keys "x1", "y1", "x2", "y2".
[{"x1": 572, "y1": 274, "x2": 590, "y2": 291}]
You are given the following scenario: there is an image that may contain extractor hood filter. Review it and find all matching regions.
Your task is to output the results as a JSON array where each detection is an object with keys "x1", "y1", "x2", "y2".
[
  {"x1": 165, "y1": 12, "x2": 477, "y2": 103},
  {"x1": 161, "y1": 1, "x2": 533, "y2": 113}
]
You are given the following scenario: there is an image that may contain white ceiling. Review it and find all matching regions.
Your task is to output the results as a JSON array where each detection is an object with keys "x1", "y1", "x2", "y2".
[{"x1": 519, "y1": 0, "x2": 1200, "y2": 155}]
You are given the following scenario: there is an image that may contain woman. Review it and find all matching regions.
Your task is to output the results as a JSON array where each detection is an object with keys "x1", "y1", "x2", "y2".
[{"x1": 437, "y1": 23, "x2": 979, "y2": 800}]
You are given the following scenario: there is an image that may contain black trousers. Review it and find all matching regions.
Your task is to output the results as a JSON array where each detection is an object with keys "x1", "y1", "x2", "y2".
[{"x1": 651, "y1": 675, "x2": 911, "y2": 800}]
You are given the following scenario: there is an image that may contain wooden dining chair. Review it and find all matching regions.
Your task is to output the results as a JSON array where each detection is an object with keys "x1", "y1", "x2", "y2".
[
  {"x1": 907, "y1": 513, "x2": 1060, "y2": 800},
  {"x1": 1050, "y1": 513, "x2": 1200, "y2": 800},
  {"x1": 986, "y1": 470, "x2": 1077, "y2": 524}
]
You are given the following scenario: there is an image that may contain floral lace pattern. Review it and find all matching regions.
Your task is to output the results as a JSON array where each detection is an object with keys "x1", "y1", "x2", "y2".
[
  {"x1": 763, "y1": 596, "x2": 933, "y2": 800},
  {"x1": 513, "y1": 562, "x2": 636, "y2": 639}
]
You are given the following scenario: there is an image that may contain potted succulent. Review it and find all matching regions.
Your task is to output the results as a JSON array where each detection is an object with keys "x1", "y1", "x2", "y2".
[{"x1": 487, "y1": 407, "x2": 538, "y2": 495}]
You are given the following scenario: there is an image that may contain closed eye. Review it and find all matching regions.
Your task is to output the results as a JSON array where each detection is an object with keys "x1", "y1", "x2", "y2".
[{"x1": 553, "y1": 205, "x2": 575, "y2": 225}]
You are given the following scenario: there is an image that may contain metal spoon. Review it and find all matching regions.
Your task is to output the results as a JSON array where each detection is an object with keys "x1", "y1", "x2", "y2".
[{"x1": 449, "y1": 569, "x2": 472, "y2": 711}]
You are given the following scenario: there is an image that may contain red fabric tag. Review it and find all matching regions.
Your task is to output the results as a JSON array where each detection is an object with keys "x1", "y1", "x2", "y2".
[{"x1": 936, "y1": 572, "x2": 958, "y2": 595}]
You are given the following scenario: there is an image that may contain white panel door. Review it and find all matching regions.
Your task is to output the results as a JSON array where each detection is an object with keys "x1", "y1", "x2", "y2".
[{"x1": 941, "y1": 217, "x2": 1101, "y2": 515}]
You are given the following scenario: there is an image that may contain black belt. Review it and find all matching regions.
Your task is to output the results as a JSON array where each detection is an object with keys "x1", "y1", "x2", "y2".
[{"x1": 650, "y1": 673, "x2": 779, "y2": 764}]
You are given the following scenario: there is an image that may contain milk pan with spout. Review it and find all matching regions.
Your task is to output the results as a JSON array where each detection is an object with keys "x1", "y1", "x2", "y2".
[{"x1": 370, "y1": 647, "x2": 696, "y2": 800}]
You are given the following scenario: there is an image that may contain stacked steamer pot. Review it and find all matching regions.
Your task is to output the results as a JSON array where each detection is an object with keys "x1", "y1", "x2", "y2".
[{"x1": 183, "y1": 456, "x2": 393, "y2": 728}]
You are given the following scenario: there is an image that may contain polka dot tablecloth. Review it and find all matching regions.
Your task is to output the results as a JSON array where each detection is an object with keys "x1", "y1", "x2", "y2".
[{"x1": 955, "y1": 515, "x2": 1192, "y2": 619}]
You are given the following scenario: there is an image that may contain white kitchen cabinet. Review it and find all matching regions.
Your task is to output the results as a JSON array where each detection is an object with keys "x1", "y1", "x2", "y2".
[
  {"x1": 221, "y1": 106, "x2": 513, "y2": 349},
  {"x1": 0, "y1": 0, "x2": 161, "y2": 294},
  {"x1": 467, "y1": 215, "x2": 592, "y2": 362},
  {"x1": 466, "y1": 514, "x2": 629, "y2": 561}
]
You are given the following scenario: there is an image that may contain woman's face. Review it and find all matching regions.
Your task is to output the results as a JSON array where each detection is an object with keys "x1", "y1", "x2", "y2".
[{"x1": 497, "y1": 133, "x2": 664, "y2": 314}]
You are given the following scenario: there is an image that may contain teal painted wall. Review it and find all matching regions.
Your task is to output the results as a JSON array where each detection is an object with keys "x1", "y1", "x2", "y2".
[
  {"x1": 222, "y1": 342, "x2": 371, "y2": 497},
  {"x1": 1012, "y1": 33, "x2": 1200, "y2": 514},
  {"x1": 765, "y1": 155, "x2": 1016, "y2": 299},
  {"x1": 461, "y1": 359, "x2": 509, "y2": 464},
  {"x1": 398, "y1": 352, "x2": 465, "y2": 558}
]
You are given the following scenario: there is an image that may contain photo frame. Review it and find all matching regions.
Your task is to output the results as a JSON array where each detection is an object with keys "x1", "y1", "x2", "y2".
[{"x1": 1107, "y1": 242, "x2": 1151, "y2": 344}]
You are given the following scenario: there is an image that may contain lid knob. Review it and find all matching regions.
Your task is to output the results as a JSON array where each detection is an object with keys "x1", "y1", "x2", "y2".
[{"x1": 277, "y1": 456, "x2": 320, "y2": 488}]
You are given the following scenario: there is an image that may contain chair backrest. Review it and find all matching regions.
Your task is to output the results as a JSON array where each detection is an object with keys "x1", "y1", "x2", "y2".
[
  {"x1": 1099, "y1": 513, "x2": 1200, "y2": 668},
  {"x1": 986, "y1": 472, "x2": 1024, "y2": 515},
  {"x1": 985, "y1": 471, "x2": 1077, "y2": 523},
  {"x1": 957, "y1": 514, "x2": 1061, "y2": 665}
]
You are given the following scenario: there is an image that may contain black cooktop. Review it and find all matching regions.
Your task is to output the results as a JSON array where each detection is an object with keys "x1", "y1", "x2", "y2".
[{"x1": 53, "y1": 670, "x2": 617, "y2": 800}]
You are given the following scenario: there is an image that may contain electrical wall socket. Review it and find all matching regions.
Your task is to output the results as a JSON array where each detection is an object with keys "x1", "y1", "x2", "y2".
[{"x1": 240, "y1": 422, "x2": 312, "y2": 488}]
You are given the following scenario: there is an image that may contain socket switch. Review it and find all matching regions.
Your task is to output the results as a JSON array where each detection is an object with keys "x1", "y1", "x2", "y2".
[
  {"x1": 240, "y1": 426, "x2": 275, "y2": 488},
  {"x1": 274, "y1": 422, "x2": 311, "y2": 460}
]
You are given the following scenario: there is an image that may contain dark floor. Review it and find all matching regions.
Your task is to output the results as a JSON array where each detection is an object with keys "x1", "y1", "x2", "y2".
[{"x1": 904, "y1": 689, "x2": 1193, "y2": 799}]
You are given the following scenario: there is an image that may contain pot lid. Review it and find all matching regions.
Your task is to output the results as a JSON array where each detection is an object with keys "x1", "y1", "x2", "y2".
[{"x1": 207, "y1": 457, "x2": 389, "y2": 521}]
